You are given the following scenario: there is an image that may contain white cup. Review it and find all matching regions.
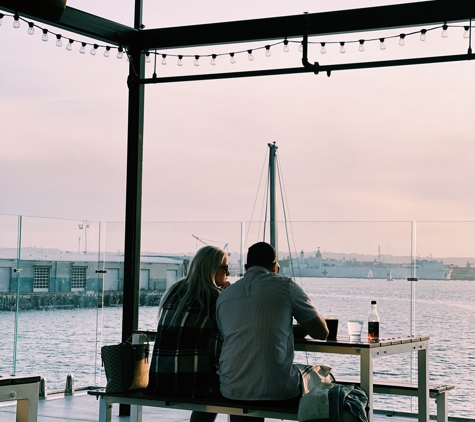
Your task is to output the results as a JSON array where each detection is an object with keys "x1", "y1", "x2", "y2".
[{"x1": 347, "y1": 320, "x2": 364, "y2": 341}]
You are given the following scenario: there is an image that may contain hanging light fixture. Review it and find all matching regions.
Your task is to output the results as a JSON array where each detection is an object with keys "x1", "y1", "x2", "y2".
[
  {"x1": 320, "y1": 42, "x2": 326, "y2": 54},
  {"x1": 28, "y1": 22, "x2": 35, "y2": 35},
  {"x1": 379, "y1": 38, "x2": 386, "y2": 50},
  {"x1": 103, "y1": 46, "x2": 111, "y2": 57},
  {"x1": 247, "y1": 50, "x2": 254, "y2": 61},
  {"x1": 66, "y1": 39, "x2": 74, "y2": 51},
  {"x1": 161, "y1": 54, "x2": 167, "y2": 65},
  {"x1": 42, "y1": 28, "x2": 48, "y2": 42},
  {"x1": 420, "y1": 29, "x2": 427, "y2": 41},
  {"x1": 399, "y1": 34, "x2": 406, "y2": 46},
  {"x1": 13, "y1": 13, "x2": 20, "y2": 29},
  {"x1": 56, "y1": 34, "x2": 62, "y2": 47},
  {"x1": 283, "y1": 39, "x2": 289, "y2": 52},
  {"x1": 230, "y1": 52, "x2": 236, "y2": 64},
  {"x1": 358, "y1": 40, "x2": 365, "y2": 52}
]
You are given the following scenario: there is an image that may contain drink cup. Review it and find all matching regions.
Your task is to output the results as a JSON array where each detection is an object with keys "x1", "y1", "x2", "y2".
[
  {"x1": 325, "y1": 314, "x2": 339, "y2": 340},
  {"x1": 347, "y1": 320, "x2": 364, "y2": 341}
]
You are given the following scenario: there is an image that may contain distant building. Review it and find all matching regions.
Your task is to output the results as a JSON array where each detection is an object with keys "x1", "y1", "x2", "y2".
[{"x1": 0, "y1": 248, "x2": 188, "y2": 294}]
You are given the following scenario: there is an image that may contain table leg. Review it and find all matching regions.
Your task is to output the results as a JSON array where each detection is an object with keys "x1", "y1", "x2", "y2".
[
  {"x1": 15, "y1": 383, "x2": 39, "y2": 422},
  {"x1": 417, "y1": 345, "x2": 429, "y2": 422},
  {"x1": 360, "y1": 348, "x2": 374, "y2": 422},
  {"x1": 99, "y1": 396, "x2": 112, "y2": 422}
]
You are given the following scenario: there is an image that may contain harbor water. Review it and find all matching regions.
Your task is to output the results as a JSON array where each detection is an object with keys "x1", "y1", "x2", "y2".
[{"x1": 1, "y1": 278, "x2": 474, "y2": 419}]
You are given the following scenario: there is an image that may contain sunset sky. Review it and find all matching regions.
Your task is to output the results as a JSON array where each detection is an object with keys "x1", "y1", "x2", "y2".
[{"x1": 1, "y1": 0, "x2": 475, "y2": 256}]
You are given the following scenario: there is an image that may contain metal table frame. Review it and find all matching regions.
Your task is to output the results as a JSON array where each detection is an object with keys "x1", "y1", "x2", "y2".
[{"x1": 294, "y1": 336, "x2": 430, "y2": 422}]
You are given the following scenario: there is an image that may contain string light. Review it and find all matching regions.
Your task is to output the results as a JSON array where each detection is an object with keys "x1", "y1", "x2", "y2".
[
  {"x1": 283, "y1": 39, "x2": 289, "y2": 52},
  {"x1": 442, "y1": 23, "x2": 448, "y2": 38},
  {"x1": 1, "y1": 12, "x2": 473, "y2": 68},
  {"x1": 13, "y1": 13, "x2": 20, "y2": 29}
]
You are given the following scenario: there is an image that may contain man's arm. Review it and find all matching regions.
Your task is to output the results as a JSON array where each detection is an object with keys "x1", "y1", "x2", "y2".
[{"x1": 300, "y1": 315, "x2": 329, "y2": 340}]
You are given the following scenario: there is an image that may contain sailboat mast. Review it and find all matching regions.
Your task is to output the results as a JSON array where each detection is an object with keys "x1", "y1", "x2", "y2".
[{"x1": 268, "y1": 142, "x2": 278, "y2": 252}]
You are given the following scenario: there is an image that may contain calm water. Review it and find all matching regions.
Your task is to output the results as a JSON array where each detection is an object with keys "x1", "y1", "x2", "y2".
[{"x1": 1, "y1": 278, "x2": 474, "y2": 418}]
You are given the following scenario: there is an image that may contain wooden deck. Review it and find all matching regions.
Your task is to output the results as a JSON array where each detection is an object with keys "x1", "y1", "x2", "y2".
[{"x1": 0, "y1": 390, "x2": 429, "y2": 422}]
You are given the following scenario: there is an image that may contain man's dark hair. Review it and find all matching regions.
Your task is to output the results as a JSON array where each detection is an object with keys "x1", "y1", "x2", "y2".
[{"x1": 246, "y1": 242, "x2": 277, "y2": 270}]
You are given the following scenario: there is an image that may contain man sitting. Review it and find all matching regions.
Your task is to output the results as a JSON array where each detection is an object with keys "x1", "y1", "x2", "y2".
[{"x1": 216, "y1": 242, "x2": 328, "y2": 421}]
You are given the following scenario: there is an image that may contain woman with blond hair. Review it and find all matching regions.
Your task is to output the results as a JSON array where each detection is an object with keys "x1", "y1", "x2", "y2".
[{"x1": 148, "y1": 245, "x2": 230, "y2": 422}]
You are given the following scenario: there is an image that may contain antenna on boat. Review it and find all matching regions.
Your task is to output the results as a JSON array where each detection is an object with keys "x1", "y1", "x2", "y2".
[{"x1": 268, "y1": 142, "x2": 278, "y2": 252}]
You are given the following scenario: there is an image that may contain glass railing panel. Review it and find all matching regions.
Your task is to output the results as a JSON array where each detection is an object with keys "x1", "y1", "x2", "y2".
[
  {"x1": 4, "y1": 216, "x2": 103, "y2": 391},
  {"x1": 415, "y1": 221, "x2": 475, "y2": 419},
  {"x1": 0, "y1": 213, "x2": 20, "y2": 375},
  {"x1": 274, "y1": 221, "x2": 417, "y2": 414},
  {"x1": 137, "y1": 221, "x2": 245, "y2": 331}
]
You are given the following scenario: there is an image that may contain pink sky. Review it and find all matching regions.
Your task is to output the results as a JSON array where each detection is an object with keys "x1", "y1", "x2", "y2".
[{"x1": 1, "y1": 0, "x2": 475, "y2": 256}]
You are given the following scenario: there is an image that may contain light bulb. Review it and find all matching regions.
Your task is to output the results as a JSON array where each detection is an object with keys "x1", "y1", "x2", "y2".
[
  {"x1": 0, "y1": 14, "x2": 3, "y2": 26},
  {"x1": 247, "y1": 50, "x2": 254, "y2": 61},
  {"x1": 177, "y1": 55, "x2": 183, "y2": 66},
  {"x1": 145, "y1": 52, "x2": 151, "y2": 63},
  {"x1": 265, "y1": 46, "x2": 271, "y2": 57},
  {"x1": 442, "y1": 24, "x2": 448, "y2": 38},
  {"x1": 90, "y1": 44, "x2": 98, "y2": 55},
  {"x1": 161, "y1": 54, "x2": 167, "y2": 65},
  {"x1": 194, "y1": 55, "x2": 200, "y2": 66},
  {"x1": 103, "y1": 46, "x2": 110, "y2": 57},
  {"x1": 283, "y1": 39, "x2": 289, "y2": 52},
  {"x1": 56, "y1": 35, "x2": 62, "y2": 48},
  {"x1": 358, "y1": 40, "x2": 365, "y2": 52},
  {"x1": 339, "y1": 42, "x2": 346, "y2": 54},
  {"x1": 399, "y1": 34, "x2": 406, "y2": 46},
  {"x1": 80, "y1": 43, "x2": 86, "y2": 54},
  {"x1": 28, "y1": 22, "x2": 34, "y2": 35},
  {"x1": 320, "y1": 42, "x2": 326, "y2": 54},
  {"x1": 420, "y1": 29, "x2": 427, "y2": 41},
  {"x1": 13, "y1": 14, "x2": 20, "y2": 29},
  {"x1": 117, "y1": 47, "x2": 123, "y2": 59},
  {"x1": 298, "y1": 43, "x2": 303, "y2": 53},
  {"x1": 464, "y1": 26, "x2": 470, "y2": 39},
  {"x1": 42, "y1": 29, "x2": 48, "y2": 42},
  {"x1": 230, "y1": 53, "x2": 236, "y2": 64},
  {"x1": 66, "y1": 40, "x2": 73, "y2": 51},
  {"x1": 379, "y1": 38, "x2": 386, "y2": 50},
  {"x1": 210, "y1": 54, "x2": 217, "y2": 65}
]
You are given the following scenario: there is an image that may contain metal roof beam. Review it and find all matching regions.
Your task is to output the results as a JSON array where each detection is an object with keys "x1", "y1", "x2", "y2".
[{"x1": 135, "y1": 0, "x2": 475, "y2": 50}]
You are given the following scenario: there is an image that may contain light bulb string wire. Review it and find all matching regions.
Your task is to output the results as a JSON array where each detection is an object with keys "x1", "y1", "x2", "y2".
[{"x1": 1, "y1": 11, "x2": 473, "y2": 62}]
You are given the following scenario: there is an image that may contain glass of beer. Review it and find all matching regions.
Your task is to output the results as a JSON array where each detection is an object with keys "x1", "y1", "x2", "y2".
[{"x1": 325, "y1": 314, "x2": 339, "y2": 340}]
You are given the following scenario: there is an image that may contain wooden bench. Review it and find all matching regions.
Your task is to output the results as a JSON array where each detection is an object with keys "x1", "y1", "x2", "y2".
[
  {"x1": 88, "y1": 379, "x2": 454, "y2": 422},
  {"x1": 0, "y1": 374, "x2": 41, "y2": 422},
  {"x1": 88, "y1": 390, "x2": 302, "y2": 421}
]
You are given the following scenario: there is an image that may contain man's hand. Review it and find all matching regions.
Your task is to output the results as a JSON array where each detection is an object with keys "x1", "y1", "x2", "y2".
[{"x1": 299, "y1": 315, "x2": 329, "y2": 340}]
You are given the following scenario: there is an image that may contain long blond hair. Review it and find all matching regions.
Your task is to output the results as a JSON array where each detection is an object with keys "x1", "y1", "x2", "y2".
[{"x1": 158, "y1": 245, "x2": 227, "y2": 323}]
